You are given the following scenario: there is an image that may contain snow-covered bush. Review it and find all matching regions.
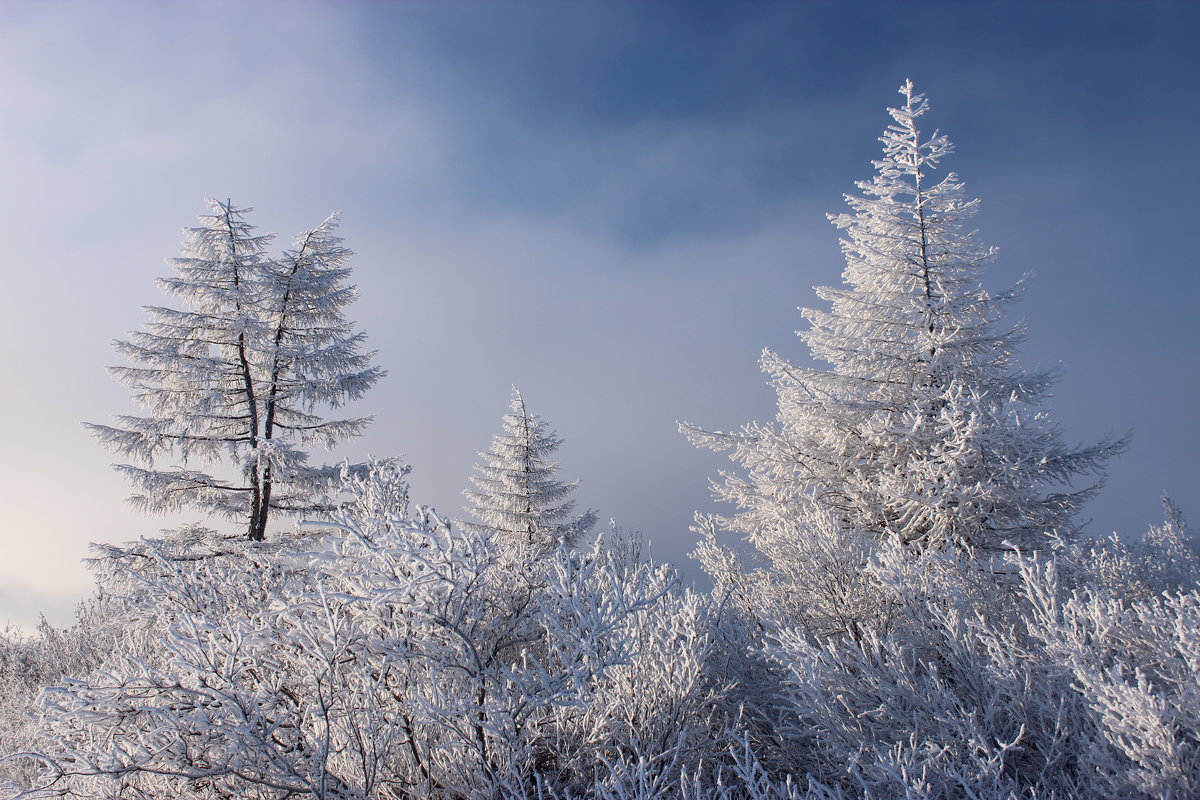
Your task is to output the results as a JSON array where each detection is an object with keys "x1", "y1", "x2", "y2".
[
  {"x1": 721, "y1": 548, "x2": 1200, "y2": 800},
  {"x1": 535, "y1": 533, "x2": 722, "y2": 797},
  {"x1": 0, "y1": 598, "x2": 124, "y2": 792},
  {"x1": 1021, "y1": 554, "x2": 1200, "y2": 798},
  {"x1": 1086, "y1": 496, "x2": 1199, "y2": 600},
  {"x1": 9, "y1": 463, "x2": 717, "y2": 800}
]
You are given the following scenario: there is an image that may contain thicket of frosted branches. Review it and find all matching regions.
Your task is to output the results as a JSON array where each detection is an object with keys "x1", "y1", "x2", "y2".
[{"x1": 3, "y1": 82, "x2": 1198, "y2": 799}]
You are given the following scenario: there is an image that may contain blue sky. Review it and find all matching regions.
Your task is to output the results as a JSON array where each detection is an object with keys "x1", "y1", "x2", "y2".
[{"x1": 1, "y1": 1, "x2": 1196, "y2": 629}]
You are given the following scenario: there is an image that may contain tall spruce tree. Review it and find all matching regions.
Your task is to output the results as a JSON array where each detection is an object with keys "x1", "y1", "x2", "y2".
[
  {"x1": 87, "y1": 199, "x2": 382, "y2": 540},
  {"x1": 685, "y1": 82, "x2": 1122, "y2": 607},
  {"x1": 462, "y1": 389, "x2": 596, "y2": 554}
]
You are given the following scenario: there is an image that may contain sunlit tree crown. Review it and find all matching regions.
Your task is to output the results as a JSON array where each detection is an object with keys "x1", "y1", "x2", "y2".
[
  {"x1": 687, "y1": 81, "x2": 1122, "y2": 567},
  {"x1": 87, "y1": 199, "x2": 383, "y2": 540}
]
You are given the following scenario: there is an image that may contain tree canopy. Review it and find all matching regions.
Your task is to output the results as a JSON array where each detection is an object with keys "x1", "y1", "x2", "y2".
[{"x1": 86, "y1": 201, "x2": 383, "y2": 540}]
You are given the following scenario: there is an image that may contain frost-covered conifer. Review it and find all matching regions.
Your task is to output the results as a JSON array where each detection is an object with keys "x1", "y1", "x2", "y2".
[
  {"x1": 685, "y1": 82, "x2": 1122, "y2": 630},
  {"x1": 462, "y1": 389, "x2": 596, "y2": 554},
  {"x1": 86, "y1": 200, "x2": 382, "y2": 540}
]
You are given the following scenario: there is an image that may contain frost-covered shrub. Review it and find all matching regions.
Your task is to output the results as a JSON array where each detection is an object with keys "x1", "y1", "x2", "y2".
[
  {"x1": 724, "y1": 549, "x2": 1200, "y2": 800},
  {"x1": 1021, "y1": 556, "x2": 1200, "y2": 799},
  {"x1": 0, "y1": 598, "x2": 122, "y2": 792},
  {"x1": 536, "y1": 545, "x2": 722, "y2": 797},
  {"x1": 1085, "y1": 496, "x2": 1199, "y2": 600},
  {"x1": 10, "y1": 462, "x2": 718, "y2": 800}
]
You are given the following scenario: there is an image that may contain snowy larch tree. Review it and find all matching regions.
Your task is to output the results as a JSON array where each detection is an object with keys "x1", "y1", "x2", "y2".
[
  {"x1": 86, "y1": 199, "x2": 382, "y2": 541},
  {"x1": 685, "y1": 81, "x2": 1122, "y2": 614},
  {"x1": 462, "y1": 389, "x2": 596, "y2": 554}
]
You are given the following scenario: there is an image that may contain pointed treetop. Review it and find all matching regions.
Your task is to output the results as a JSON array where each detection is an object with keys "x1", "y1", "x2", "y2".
[
  {"x1": 461, "y1": 388, "x2": 596, "y2": 555},
  {"x1": 685, "y1": 82, "x2": 1122, "y2": 570}
]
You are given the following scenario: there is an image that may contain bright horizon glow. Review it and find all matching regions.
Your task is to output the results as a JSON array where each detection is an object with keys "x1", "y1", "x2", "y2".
[{"x1": 1, "y1": 1, "x2": 1197, "y2": 630}]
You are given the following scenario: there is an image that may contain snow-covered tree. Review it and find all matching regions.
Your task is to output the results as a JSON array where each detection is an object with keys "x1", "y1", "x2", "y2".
[
  {"x1": 86, "y1": 200, "x2": 382, "y2": 540},
  {"x1": 685, "y1": 81, "x2": 1122, "y2": 632},
  {"x1": 462, "y1": 389, "x2": 596, "y2": 555}
]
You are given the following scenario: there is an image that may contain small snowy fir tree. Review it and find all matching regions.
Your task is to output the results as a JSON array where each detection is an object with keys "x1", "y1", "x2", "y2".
[
  {"x1": 86, "y1": 200, "x2": 382, "y2": 540},
  {"x1": 685, "y1": 82, "x2": 1122, "y2": 629},
  {"x1": 462, "y1": 389, "x2": 596, "y2": 554}
]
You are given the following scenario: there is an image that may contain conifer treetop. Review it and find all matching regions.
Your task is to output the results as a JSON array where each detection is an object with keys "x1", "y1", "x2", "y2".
[
  {"x1": 462, "y1": 388, "x2": 596, "y2": 554},
  {"x1": 685, "y1": 80, "x2": 1122, "y2": 565}
]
